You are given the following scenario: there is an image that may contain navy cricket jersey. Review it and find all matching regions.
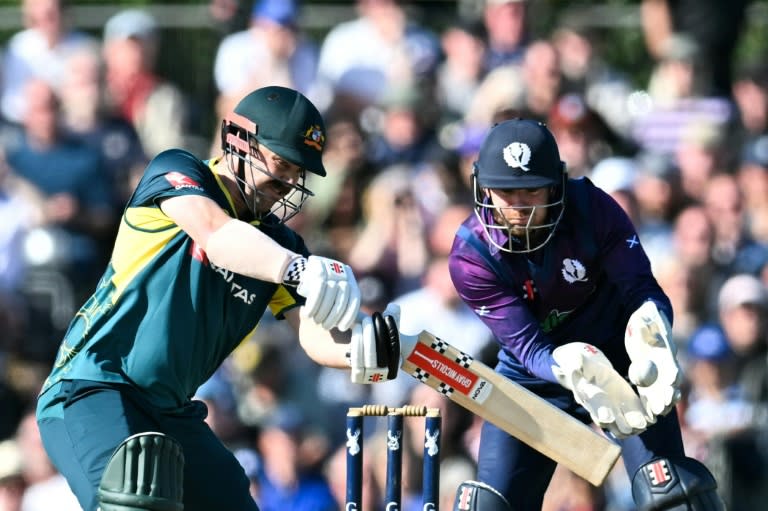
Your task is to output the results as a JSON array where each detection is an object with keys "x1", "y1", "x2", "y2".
[
  {"x1": 449, "y1": 177, "x2": 672, "y2": 384},
  {"x1": 38, "y1": 149, "x2": 308, "y2": 412}
]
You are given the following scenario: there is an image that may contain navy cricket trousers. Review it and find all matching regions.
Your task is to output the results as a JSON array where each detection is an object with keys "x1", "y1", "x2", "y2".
[
  {"x1": 36, "y1": 380, "x2": 259, "y2": 511},
  {"x1": 476, "y1": 405, "x2": 686, "y2": 511}
]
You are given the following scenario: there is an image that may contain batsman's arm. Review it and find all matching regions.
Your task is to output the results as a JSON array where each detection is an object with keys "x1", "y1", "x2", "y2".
[{"x1": 398, "y1": 330, "x2": 621, "y2": 486}]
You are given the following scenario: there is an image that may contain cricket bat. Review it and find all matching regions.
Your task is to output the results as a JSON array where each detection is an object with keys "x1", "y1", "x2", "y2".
[{"x1": 399, "y1": 330, "x2": 621, "y2": 486}]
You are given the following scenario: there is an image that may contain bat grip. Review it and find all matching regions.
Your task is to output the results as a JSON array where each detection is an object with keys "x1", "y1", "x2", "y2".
[{"x1": 399, "y1": 332, "x2": 418, "y2": 361}]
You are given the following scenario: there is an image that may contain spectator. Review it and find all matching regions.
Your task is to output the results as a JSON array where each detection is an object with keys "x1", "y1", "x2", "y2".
[
  {"x1": 481, "y1": 0, "x2": 530, "y2": 73},
  {"x1": 467, "y1": 38, "x2": 561, "y2": 128},
  {"x1": 732, "y1": 63, "x2": 768, "y2": 147},
  {"x1": 551, "y1": 22, "x2": 635, "y2": 138},
  {"x1": 0, "y1": 0, "x2": 95, "y2": 123},
  {"x1": 702, "y1": 174, "x2": 768, "y2": 309},
  {"x1": 58, "y1": 42, "x2": 147, "y2": 204},
  {"x1": 0, "y1": 439, "x2": 24, "y2": 511},
  {"x1": 588, "y1": 156, "x2": 638, "y2": 224},
  {"x1": 5, "y1": 80, "x2": 116, "y2": 342},
  {"x1": 256, "y1": 405, "x2": 336, "y2": 511},
  {"x1": 213, "y1": 0, "x2": 319, "y2": 123},
  {"x1": 347, "y1": 165, "x2": 430, "y2": 305},
  {"x1": 683, "y1": 324, "x2": 753, "y2": 438},
  {"x1": 640, "y1": 0, "x2": 748, "y2": 98},
  {"x1": 737, "y1": 135, "x2": 768, "y2": 244},
  {"x1": 631, "y1": 151, "x2": 682, "y2": 265},
  {"x1": 102, "y1": 9, "x2": 195, "y2": 158},
  {"x1": 366, "y1": 85, "x2": 441, "y2": 170},
  {"x1": 194, "y1": 369, "x2": 246, "y2": 446},
  {"x1": 669, "y1": 204, "x2": 716, "y2": 326},
  {"x1": 434, "y1": 18, "x2": 487, "y2": 122},
  {"x1": 316, "y1": 0, "x2": 439, "y2": 115},
  {"x1": 717, "y1": 274, "x2": 768, "y2": 413},
  {"x1": 0, "y1": 149, "x2": 38, "y2": 360},
  {"x1": 546, "y1": 93, "x2": 616, "y2": 178},
  {"x1": 631, "y1": 36, "x2": 736, "y2": 157}
]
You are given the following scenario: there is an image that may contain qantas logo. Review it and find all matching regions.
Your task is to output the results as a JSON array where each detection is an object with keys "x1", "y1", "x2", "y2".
[
  {"x1": 165, "y1": 171, "x2": 203, "y2": 190},
  {"x1": 210, "y1": 262, "x2": 256, "y2": 305}
]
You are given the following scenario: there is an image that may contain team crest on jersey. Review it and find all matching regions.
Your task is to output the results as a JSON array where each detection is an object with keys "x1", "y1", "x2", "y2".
[
  {"x1": 503, "y1": 142, "x2": 531, "y2": 171},
  {"x1": 164, "y1": 171, "x2": 202, "y2": 190},
  {"x1": 303, "y1": 125, "x2": 325, "y2": 151},
  {"x1": 561, "y1": 258, "x2": 588, "y2": 283}
]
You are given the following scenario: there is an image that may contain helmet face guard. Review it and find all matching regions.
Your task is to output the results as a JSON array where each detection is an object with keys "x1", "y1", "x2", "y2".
[
  {"x1": 221, "y1": 112, "x2": 313, "y2": 224},
  {"x1": 471, "y1": 119, "x2": 568, "y2": 253},
  {"x1": 472, "y1": 171, "x2": 567, "y2": 254}
]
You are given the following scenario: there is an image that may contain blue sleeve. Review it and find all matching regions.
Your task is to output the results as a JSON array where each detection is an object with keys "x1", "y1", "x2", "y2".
[{"x1": 590, "y1": 185, "x2": 673, "y2": 324}]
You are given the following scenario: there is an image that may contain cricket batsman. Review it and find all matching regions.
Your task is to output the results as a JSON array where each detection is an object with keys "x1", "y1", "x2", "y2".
[{"x1": 34, "y1": 86, "x2": 402, "y2": 511}]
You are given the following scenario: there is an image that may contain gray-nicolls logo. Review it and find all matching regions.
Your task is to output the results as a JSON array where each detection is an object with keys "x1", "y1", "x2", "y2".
[{"x1": 503, "y1": 142, "x2": 532, "y2": 171}]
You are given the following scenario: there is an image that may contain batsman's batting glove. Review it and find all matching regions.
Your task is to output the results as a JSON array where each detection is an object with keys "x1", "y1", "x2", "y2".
[
  {"x1": 552, "y1": 342, "x2": 650, "y2": 439},
  {"x1": 348, "y1": 303, "x2": 401, "y2": 384},
  {"x1": 283, "y1": 255, "x2": 361, "y2": 332},
  {"x1": 625, "y1": 301, "x2": 683, "y2": 421}
]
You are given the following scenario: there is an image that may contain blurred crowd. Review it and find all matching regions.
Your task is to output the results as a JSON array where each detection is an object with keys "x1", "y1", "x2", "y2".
[{"x1": 1, "y1": 0, "x2": 768, "y2": 510}]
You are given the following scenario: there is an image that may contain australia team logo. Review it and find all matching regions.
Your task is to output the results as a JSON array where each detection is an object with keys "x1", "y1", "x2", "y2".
[
  {"x1": 503, "y1": 142, "x2": 531, "y2": 171},
  {"x1": 303, "y1": 125, "x2": 325, "y2": 151}
]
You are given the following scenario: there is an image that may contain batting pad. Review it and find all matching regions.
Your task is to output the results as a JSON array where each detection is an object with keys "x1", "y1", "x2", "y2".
[{"x1": 98, "y1": 432, "x2": 185, "y2": 511}]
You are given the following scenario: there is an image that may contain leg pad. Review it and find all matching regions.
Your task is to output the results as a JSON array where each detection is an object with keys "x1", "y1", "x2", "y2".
[{"x1": 98, "y1": 432, "x2": 184, "y2": 511}]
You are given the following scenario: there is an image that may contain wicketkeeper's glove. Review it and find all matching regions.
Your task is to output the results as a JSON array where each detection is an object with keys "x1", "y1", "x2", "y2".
[
  {"x1": 552, "y1": 342, "x2": 650, "y2": 438},
  {"x1": 625, "y1": 301, "x2": 683, "y2": 421}
]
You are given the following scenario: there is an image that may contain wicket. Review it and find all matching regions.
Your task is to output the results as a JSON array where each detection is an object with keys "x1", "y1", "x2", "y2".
[{"x1": 346, "y1": 405, "x2": 442, "y2": 511}]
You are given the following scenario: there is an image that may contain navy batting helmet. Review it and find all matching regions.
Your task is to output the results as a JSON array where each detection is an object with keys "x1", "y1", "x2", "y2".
[{"x1": 472, "y1": 119, "x2": 567, "y2": 253}]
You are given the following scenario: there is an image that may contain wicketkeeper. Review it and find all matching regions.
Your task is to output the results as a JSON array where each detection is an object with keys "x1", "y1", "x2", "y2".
[{"x1": 448, "y1": 119, "x2": 723, "y2": 511}]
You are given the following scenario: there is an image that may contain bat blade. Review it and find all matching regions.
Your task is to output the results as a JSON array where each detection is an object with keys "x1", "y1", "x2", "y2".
[{"x1": 400, "y1": 330, "x2": 621, "y2": 486}]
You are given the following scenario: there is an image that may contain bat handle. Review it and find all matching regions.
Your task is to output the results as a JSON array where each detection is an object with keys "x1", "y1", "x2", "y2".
[{"x1": 399, "y1": 332, "x2": 418, "y2": 361}]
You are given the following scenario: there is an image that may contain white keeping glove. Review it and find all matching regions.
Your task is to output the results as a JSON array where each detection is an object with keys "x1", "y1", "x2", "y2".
[
  {"x1": 552, "y1": 342, "x2": 650, "y2": 439},
  {"x1": 283, "y1": 255, "x2": 361, "y2": 331},
  {"x1": 348, "y1": 303, "x2": 401, "y2": 384},
  {"x1": 625, "y1": 301, "x2": 683, "y2": 420}
]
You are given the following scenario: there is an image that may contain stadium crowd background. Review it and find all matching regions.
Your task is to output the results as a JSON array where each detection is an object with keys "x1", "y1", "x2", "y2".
[{"x1": 1, "y1": 0, "x2": 768, "y2": 510}]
